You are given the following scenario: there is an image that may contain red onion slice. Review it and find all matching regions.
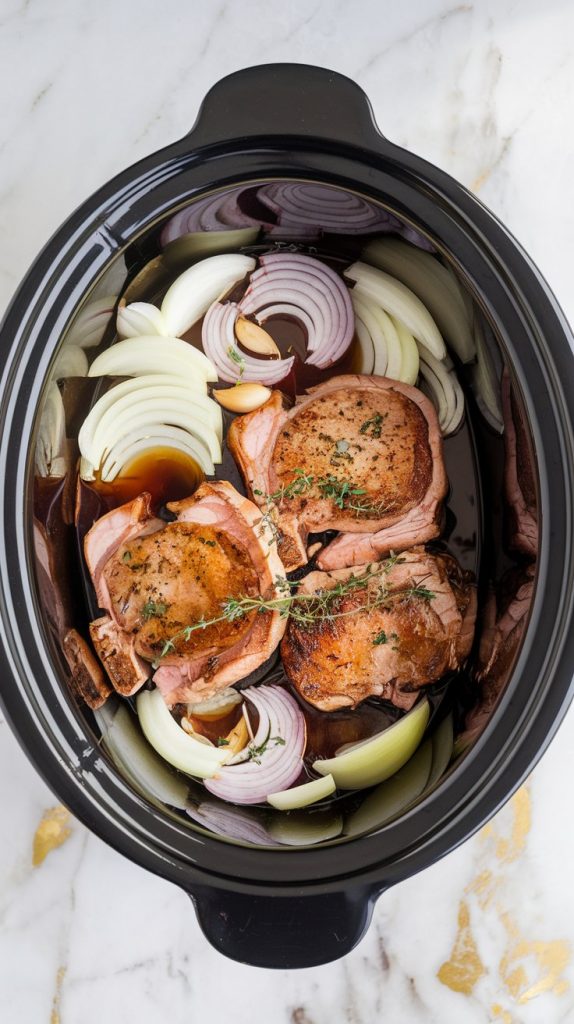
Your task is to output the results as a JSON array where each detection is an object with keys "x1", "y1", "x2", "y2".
[
  {"x1": 238, "y1": 253, "x2": 354, "y2": 368},
  {"x1": 202, "y1": 302, "x2": 295, "y2": 384},
  {"x1": 204, "y1": 685, "x2": 306, "y2": 805}
]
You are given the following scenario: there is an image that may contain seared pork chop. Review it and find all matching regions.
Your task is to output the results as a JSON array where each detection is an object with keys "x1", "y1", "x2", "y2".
[
  {"x1": 281, "y1": 549, "x2": 476, "y2": 711},
  {"x1": 84, "y1": 481, "x2": 287, "y2": 704},
  {"x1": 228, "y1": 374, "x2": 448, "y2": 571}
]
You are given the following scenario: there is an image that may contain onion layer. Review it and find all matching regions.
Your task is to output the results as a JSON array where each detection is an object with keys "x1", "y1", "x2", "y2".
[
  {"x1": 136, "y1": 688, "x2": 229, "y2": 779},
  {"x1": 202, "y1": 301, "x2": 294, "y2": 384},
  {"x1": 240, "y1": 253, "x2": 354, "y2": 368},
  {"x1": 161, "y1": 254, "x2": 256, "y2": 337},
  {"x1": 314, "y1": 698, "x2": 429, "y2": 790},
  {"x1": 204, "y1": 685, "x2": 306, "y2": 805},
  {"x1": 345, "y1": 262, "x2": 446, "y2": 360},
  {"x1": 88, "y1": 335, "x2": 217, "y2": 383}
]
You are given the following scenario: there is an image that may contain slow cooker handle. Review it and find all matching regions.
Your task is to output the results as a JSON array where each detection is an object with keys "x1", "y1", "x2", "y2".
[
  {"x1": 190, "y1": 884, "x2": 376, "y2": 968},
  {"x1": 185, "y1": 63, "x2": 386, "y2": 149}
]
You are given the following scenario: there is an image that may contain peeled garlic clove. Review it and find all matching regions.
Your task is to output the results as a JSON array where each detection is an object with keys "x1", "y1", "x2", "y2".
[
  {"x1": 235, "y1": 316, "x2": 281, "y2": 357},
  {"x1": 117, "y1": 301, "x2": 167, "y2": 339},
  {"x1": 213, "y1": 383, "x2": 271, "y2": 413}
]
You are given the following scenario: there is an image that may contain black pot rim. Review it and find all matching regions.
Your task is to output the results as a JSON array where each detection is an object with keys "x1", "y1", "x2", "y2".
[{"x1": 1, "y1": 65, "x2": 574, "y2": 897}]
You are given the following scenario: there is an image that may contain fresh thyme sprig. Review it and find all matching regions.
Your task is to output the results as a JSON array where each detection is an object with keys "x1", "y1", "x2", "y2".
[
  {"x1": 254, "y1": 467, "x2": 391, "y2": 524},
  {"x1": 154, "y1": 560, "x2": 435, "y2": 664}
]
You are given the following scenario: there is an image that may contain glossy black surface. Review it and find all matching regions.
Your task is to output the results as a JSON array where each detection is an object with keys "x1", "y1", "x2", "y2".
[{"x1": 0, "y1": 64, "x2": 573, "y2": 967}]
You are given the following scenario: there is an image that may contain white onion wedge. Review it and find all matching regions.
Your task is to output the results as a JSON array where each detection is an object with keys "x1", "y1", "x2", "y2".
[
  {"x1": 136, "y1": 688, "x2": 229, "y2": 778},
  {"x1": 363, "y1": 238, "x2": 475, "y2": 363},
  {"x1": 161, "y1": 254, "x2": 256, "y2": 337},
  {"x1": 66, "y1": 295, "x2": 117, "y2": 349},
  {"x1": 345, "y1": 262, "x2": 446, "y2": 360},
  {"x1": 426, "y1": 713, "x2": 454, "y2": 790},
  {"x1": 313, "y1": 698, "x2": 429, "y2": 790},
  {"x1": 266, "y1": 811, "x2": 343, "y2": 845},
  {"x1": 35, "y1": 382, "x2": 66, "y2": 478},
  {"x1": 88, "y1": 335, "x2": 217, "y2": 383},
  {"x1": 79, "y1": 374, "x2": 214, "y2": 465},
  {"x1": 352, "y1": 317, "x2": 376, "y2": 374},
  {"x1": 83, "y1": 397, "x2": 222, "y2": 472},
  {"x1": 267, "y1": 773, "x2": 336, "y2": 810},
  {"x1": 52, "y1": 344, "x2": 88, "y2": 380},
  {"x1": 188, "y1": 687, "x2": 243, "y2": 719},
  {"x1": 391, "y1": 316, "x2": 419, "y2": 386},
  {"x1": 99, "y1": 425, "x2": 214, "y2": 482},
  {"x1": 353, "y1": 290, "x2": 402, "y2": 378},
  {"x1": 418, "y1": 344, "x2": 465, "y2": 435},
  {"x1": 96, "y1": 701, "x2": 189, "y2": 808},
  {"x1": 472, "y1": 318, "x2": 504, "y2": 433},
  {"x1": 117, "y1": 301, "x2": 167, "y2": 339},
  {"x1": 351, "y1": 293, "x2": 387, "y2": 374},
  {"x1": 343, "y1": 739, "x2": 433, "y2": 837}
]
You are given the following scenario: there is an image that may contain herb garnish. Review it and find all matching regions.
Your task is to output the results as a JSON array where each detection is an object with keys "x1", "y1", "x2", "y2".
[
  {"x1": 330, "y1": 438, "x2": 353, "y2": 465},
  {"x1": 227, "y1": 344, "x2": 246, "y2": 381},
  {"x1": 198, "y1": 537, "x2": 217, "y2": 547},
  {"x1": 141, "y1": 599, "x2": 168, "y2": 621},
  {"x1": 359, "y1": 412, "x2": 385, "y2": 438},
  {"x1": 155, "y1": 559, "x2": 435, "y2": 663},
  {"x1": 373, "y1": 630, "x2": 388, "y2": 645},
  {"x1": 247, "y1": 735, "x2": 286, "y2": 764},
  {"x1": 216, "y1": 737, "x2": 230, "y2": 747}
]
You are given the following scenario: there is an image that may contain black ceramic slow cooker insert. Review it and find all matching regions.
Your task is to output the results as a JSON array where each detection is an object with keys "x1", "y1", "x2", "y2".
[{"x1": 1, "y1": 64, "x2": 573, "y2": 969}]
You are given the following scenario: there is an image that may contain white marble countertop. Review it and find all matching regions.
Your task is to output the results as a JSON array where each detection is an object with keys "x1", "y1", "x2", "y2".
[{"x1": 1, "y1": 1, "x2": 574, "y2": 1021}]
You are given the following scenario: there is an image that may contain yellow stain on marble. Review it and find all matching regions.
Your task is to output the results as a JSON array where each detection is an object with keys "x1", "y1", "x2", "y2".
[
  {"x1": 437, "y1": 900, "x2": 486, "y2": 995},
  {"x1": 466, "y1": 868, "x2": 497, "y2": 910},
  {"x1": 32, "y1": 805, "x2": 72, "y2": 867},
  {"x1": 499, "y1": 912, "x2": 570, "y2": 1005},
  {"x1": 480, "y1": 786, "x2": 532, "y2": 864},
  {"x1": 490, "y1": 1004, "x2": 513, "y2": 1023},
  {"x1": 50, "y1": 966, "x2": 66, "y2": 1024}
]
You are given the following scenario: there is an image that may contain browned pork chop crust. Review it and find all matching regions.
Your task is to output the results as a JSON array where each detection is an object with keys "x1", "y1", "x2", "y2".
[
  {"x1": 84, "y1": 481, "x2": 287, "y2": 704},
  {"x1": 227, "y1": 374, "x2": 448, "y2": 571},
  {"x1": 281, "y1": 549, "x2": 476, "y2": 711}
]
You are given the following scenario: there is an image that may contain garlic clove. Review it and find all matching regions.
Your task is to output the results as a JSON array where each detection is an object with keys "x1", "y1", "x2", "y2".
[
  {"x1": 117, "y1": 301, "x2": 167, "y2": 339},
  {"x1": 234, "y1": 316, "x2": 281, "y2": 357},
  {"x1": 213, "y1": 383, "x2": 272, "y2": 413}
]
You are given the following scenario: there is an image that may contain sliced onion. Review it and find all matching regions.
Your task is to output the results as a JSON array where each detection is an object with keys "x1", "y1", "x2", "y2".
[
  {"x1": 35, "y1": 382, "x2": 66, "y2": 478},
  {"x1": 66, "y1": 295, "x2": 117, "y2": 349},
  {"x1": 267, "y1": 773, "x2": 335, "y2": 810},
  {"x1": 258, "y1": 182, "x2": 410, "y2": 239},
  {"x1": 161, "y1": 254, "x2": 256, "y2": 337},
  {"x1": 99, "y1": 425, "x2": 214, "y2": 482},
  {"x1": 363, "y1": 238, "x2": 475, "y2": 363},
  {"x1": 345, "y1": 262, "x2": 446, "y2": 360},
  {"x1": 351, "y1": 291, "x2": 403, "y2": 378},
  {"x1": 352, "y1": 316, "x2": 376, "y2": 374},
  {"x1": 426, "y1": 713, "x2": 454, "y2": 790},
  {"x1": 96, "y1": 701, "x2": 189, "y2": 809},
  {"x1": 472, "y1": 317, "x2": 503, "y2": 433},
  {"x1": 88, "y1": 335, "x2": 217, "y2": 383},
  {"x1": 351, "y1": 293, "x2": 387, "y2": 374},
  {"x1": 136, "y1": 688, "x2": 229, "y2": 779},
  {"x1": 117, "y1": 302, "x2": 167, "y2": 339},
  {"x1": 187, "y1": 687, "x2": 243, "y2": 718},
  {"x1": 204, "y1": 685, "x2": 306, "y2": 805},
  {"x1": 187, "y1": 800, "x2": 277, "y2": 846},
  {"x1": 52, "y1": 344, "x2": 88, "y2": 380},
  {"x1": 161, "y1": 188, "x2": 265, "y2": 243},
  {"x1": 392, "y1": 316, "x2": 419, "y2": 386},
  {"x1": 163, "y1": 228, "x2": 260, "y2": 266},
  {"x1": 79, "y1": 378, "x2": 222, "y2": 479},
  {"x1": 418, "y1": 344, "x2": 465, "y2": 435},
  {"x1": 314, "y1": 698, "x2": 429, "y2": 790},
  {"x1": 202, "y1": 302, "x2": 294, "y2": 384},
  {"x1": 239, "y1": 253, "x2": 354, "y2": 368}
]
